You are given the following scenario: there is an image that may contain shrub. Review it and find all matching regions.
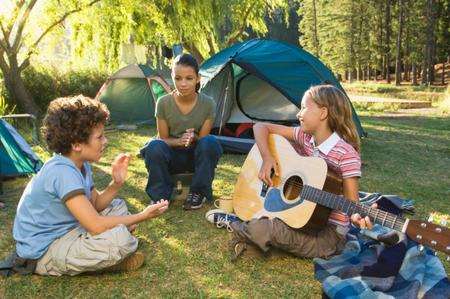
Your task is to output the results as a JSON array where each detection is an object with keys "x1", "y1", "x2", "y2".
[
  {"x1": 438, "y1": 85, "x2": 450, "y2": 115},
  {"x1": 20, "y1": 65, "x2": 108, "y2": 111},
  {"x1": 0, "y1": 82, "x2": 16, "y2": 115}
]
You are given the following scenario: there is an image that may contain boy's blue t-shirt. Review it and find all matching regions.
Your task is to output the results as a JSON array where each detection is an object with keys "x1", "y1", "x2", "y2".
[{"x1": 13, "y1": 154, "x2": 94, "y2": 259}]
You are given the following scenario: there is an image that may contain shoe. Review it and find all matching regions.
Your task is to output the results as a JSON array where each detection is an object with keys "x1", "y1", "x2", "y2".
[
  {"x1": 183, "y1": 192, "x2": 206, "y2": 210},
  {"x1": 205, "y1": 209, "x2": 241, "y2": 232},
  {"x1": 229, "y1": 237, "x2": 247, "y2": 262},
  {"x1": 105, "y1": 251, "x2": 145, "y2": 272}
]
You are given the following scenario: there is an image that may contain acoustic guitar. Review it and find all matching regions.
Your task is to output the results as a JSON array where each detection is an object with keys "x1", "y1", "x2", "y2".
[{"x1": 232, "y1": 134, "x2": 450, "y2": 254}]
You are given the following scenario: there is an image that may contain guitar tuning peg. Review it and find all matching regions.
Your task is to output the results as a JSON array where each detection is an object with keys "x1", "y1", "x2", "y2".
[{"x1": 418, "y1": 245, "x2": 425, "y2": 252}]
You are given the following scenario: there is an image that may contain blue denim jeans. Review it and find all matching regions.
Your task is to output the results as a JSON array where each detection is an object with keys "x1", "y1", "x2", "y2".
[{"x1": 140, "y1": 135, "x2": 223, "y2": 202}]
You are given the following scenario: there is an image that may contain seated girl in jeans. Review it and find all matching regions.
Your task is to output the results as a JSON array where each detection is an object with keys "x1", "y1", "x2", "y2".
[{"x1": 140, "y1": 54, "x2": 223, "y2": 210}]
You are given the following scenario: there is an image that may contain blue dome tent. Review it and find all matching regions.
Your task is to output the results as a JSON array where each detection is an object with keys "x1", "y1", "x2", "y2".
[{"x1": 200, "y1": 39, "x2": 365, "y2": 153}]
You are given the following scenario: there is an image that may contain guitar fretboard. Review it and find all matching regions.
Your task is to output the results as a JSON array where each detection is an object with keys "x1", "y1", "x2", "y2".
[{"x1": 301, "y1": 185, "x2": 406, "y2": 232}]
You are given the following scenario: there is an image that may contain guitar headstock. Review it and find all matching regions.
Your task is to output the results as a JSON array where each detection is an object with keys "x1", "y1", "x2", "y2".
[{"x1": 406, "y1": 218, "x2": 450, "y2": 255}]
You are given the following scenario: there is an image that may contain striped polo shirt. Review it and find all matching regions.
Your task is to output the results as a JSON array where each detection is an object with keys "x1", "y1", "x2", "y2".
[{"x1": 292, "y1": 127, "x2": 361, "y2": 227}]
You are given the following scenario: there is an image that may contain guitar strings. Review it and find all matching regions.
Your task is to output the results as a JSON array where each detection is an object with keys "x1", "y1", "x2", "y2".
[{"x1": 287, "y1": 180, "x2": 401, "y2": 227}]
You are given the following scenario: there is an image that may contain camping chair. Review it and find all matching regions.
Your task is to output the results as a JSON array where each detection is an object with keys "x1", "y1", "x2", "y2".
[
  {"x1": 171, "y1": 172, "x2": 193, "y2": 200},
  {"x1": 136, "y1": 146, "x2": 193, "y2": 201}
]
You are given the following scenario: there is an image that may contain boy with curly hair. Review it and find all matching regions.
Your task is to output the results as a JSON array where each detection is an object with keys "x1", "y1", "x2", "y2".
[{"x1": 9, "y1": 95, "x2": 168, "y2": 276}]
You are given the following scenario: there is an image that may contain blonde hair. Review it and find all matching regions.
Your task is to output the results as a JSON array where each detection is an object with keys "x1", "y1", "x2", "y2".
[{"x1": 304, "y1": 85, "x2": 360, "y2": 152}]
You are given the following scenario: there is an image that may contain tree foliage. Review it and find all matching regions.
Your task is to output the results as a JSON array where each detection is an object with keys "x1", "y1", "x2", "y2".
[
  {"x1": 0, "y1": 0, "x2": 101, "y2": 115},
  {"x1": 298, "y1": 0, "x2": 449, "y2": 85},
  {"x1": 69, "y1": 0, "x2": 287, "y2": 70},
  {"x1": 0, "y1": 0, "x2": 286, "y2": 113}
]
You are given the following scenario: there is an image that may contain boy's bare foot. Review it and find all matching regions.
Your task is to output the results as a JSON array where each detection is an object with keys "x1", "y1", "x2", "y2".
[
  {"x1": 127, "y1": 224, "x2": 138, "y2": 233},
  {"x1": 105, "y1": 251, "x2": 145, "y2": 272}
]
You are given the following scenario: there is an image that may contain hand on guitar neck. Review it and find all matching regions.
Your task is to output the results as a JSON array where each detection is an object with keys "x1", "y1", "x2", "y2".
[{"x1": 351, "y1": 203, "x2": 377, "y2": 230}]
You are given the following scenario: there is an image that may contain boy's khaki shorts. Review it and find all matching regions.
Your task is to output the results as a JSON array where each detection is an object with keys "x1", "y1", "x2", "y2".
[{"x1": 35, "y1": 198, "x2": 138, "y2": 276}]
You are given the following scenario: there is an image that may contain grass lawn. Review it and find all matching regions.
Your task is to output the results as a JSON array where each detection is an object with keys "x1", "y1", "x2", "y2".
[
  {"x1": 343, "y1": 81, "x2": 447, "y2": 103},
  {"x1": 1, "y1": 107, "x2": 449, "y2": 297}
]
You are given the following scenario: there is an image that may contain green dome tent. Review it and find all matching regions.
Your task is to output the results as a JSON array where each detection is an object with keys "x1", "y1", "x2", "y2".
[
  {"x1": 200, "y1": 39, "x2": 365, "y2": 153},
  {"x1": 96, "y1": 64, "x2": 171, "y2": 125}
]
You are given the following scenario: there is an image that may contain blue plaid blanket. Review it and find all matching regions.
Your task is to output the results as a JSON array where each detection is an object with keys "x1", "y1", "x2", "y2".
[{"x1": 314, "y1": 224, "x2": 450, "y2": 299}]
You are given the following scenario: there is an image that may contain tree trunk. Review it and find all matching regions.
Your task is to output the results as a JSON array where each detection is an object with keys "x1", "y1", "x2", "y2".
[
  {"x1": 403, "y1": 62, "x2": 409, "y2": 81},
  {"x1": 403, "y1": 1, "x2": 410, "y2": 82},
  {"x1": 412, "y1": 63, "x2": 418, "y2": 85},
  {"x1": 183, "y1": 43, "x2": 204, "y2": 64},
  {"x1": 425, "y1": 0, "x2": 436, "y2": 85},
  {"x1": 312, "y1": 0, "x2": 320, "y2": 57},
  {"x1": 395, "y1": 0, "x2": 404, "y2": 85},
  {"x1": 2, "y1": 67, "x2": 41, "y2": 115},
  {"x1": 442, "y1": 62, "x2": 446, "y2": 85},
  {"x1": 421, "y1": 58, "x2": 427, "y2": 84},
  {"x1": 378, "y1": 1, "x2": 384, "y2": 81},
  {"x1": 385, "y1": 0, "x2": 391, "y2": 83}
]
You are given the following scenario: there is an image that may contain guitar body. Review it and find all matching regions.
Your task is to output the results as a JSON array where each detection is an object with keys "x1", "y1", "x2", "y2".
[
  {"x1": 233, "y1": 134, "x2": 340, "y2": 229},
  {"x1": 233, "y1": 135, "x2": 450, "y2": 255}
]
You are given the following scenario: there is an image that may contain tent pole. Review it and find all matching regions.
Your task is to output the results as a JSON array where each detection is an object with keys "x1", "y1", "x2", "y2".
[{"x1": 218, "y1": 71, "x2": 231, "y2": 136}]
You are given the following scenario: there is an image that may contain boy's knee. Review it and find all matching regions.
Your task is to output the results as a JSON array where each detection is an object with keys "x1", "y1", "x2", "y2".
[
  {"x1": 108, "y1": 225, "x2": 139, "y2": 256},
  {"x1": 101, "y1": 198, "x2": 129, "y2": 217}
]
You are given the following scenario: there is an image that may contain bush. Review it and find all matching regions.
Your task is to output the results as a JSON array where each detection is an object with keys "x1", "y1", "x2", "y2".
[
  {"x1": 438, "y1": 85, "x2": 450, "y2": 115},
  {"x1": 20, "y1": 65, "x2": 108, "y2": 111},
  {"x1": 0, "y1": 80, "x2": 16, "y2": 115}
]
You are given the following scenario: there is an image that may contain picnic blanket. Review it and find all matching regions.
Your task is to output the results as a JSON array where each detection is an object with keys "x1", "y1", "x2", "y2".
[{"x1": 314, "y1": 194, "x2": 450, "y2": 299}]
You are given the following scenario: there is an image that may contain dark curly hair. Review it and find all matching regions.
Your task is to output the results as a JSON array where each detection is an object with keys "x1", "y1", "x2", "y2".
[{"x1": 42, "y1": 95, "x2": 109, "y2": 154}]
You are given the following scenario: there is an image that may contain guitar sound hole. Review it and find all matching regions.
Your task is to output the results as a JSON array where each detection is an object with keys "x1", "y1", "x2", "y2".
[{"x1": 283, "y1": 175, "x2": 303, "y2": 201}]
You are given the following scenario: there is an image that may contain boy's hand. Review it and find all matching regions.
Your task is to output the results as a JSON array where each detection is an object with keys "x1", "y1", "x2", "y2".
[
  {"x1": 111, "y1": 153, "x2": 131, "y2": 186},
  {"x1": 258, "y1": 155, "x2": 279, "y2": 187},
  {"x1": 351, "y1": 203, "x2": 377, "y2": 229},
  {"x1": 142, "y1": 200, "x2": 169, "y2": 219}
]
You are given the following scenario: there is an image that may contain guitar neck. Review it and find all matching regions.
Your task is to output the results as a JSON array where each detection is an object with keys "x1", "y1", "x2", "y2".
[{"x1": 302, "y1": 185, "x2": 407, "y2": 232}]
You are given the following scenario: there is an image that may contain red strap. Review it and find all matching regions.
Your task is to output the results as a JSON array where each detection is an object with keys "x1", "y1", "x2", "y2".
[{"x1": 235, "y1": 123, "x2": 253, "y2": 137}]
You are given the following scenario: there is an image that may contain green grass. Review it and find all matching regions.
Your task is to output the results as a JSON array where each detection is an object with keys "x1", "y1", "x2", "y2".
[
  {"x1": 343, "y1": 81, "x2": 446, "y2": 103},
  {"x1": 1, "y1": 111, "x2": 449, "y2": 297}
]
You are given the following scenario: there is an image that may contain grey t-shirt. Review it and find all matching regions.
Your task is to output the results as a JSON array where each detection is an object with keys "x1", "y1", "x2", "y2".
[{"x1": 155, "y1": 92, "x2": 216, "y2": 138}]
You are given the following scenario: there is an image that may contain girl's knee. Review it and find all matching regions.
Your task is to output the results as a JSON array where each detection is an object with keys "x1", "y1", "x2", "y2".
[
  {"x1": 196, "y1": 135, "x2": 223, "y2": 156},
  {"x1": 143, "y1": 140, "x2": 170, "y2": 160}
]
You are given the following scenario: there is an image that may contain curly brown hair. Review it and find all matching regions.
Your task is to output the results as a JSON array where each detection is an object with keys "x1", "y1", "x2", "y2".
[{"x1": 42, "y1": 95, "x2": 109, "y2": 154}]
